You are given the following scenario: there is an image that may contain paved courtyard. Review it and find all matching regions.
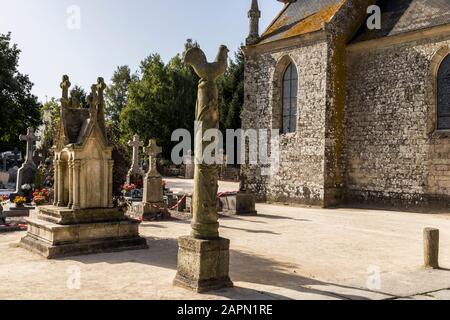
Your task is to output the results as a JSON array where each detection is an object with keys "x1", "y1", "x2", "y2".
[{"x1": 2, "y1": 182, "x2": 450, "y2": 300}]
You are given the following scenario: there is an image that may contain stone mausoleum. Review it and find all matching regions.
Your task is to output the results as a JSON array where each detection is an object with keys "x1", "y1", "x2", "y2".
[
  {"x1": 242, "y1": 0, "x2": 450, "y2": 209},
  {"x1": 20, "y1": 76, "x2": 147, "y2": 258}
]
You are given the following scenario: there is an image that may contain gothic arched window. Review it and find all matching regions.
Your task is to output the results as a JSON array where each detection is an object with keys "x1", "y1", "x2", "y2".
[
  {"x1": 438, "y1": 55, "x2": 450, "y2": 130},
  {"x1": 282, "y1": 63, "x2": 298, "y2": 134}
]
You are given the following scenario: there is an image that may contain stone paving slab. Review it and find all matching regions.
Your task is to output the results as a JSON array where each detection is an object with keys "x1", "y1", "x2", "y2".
[{"x1": 1, "y1": 199, "x2": 450, "y2": 300}]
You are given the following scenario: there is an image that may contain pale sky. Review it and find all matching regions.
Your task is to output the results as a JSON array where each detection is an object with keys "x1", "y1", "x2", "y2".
[{"x1": 0, "y1": 0, "x2": 281, "y2": 103}]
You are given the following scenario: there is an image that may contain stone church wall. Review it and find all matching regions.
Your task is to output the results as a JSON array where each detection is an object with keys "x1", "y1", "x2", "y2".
[
  {"x1": 242, "y1": 38, "x2": 330, "y2": 205},
  {"x1": 345, "y1": 35, "x2": 450, "y2": 209}
]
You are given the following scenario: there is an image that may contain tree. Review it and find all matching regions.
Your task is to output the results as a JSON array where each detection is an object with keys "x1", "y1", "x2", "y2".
[
  {"x1": 118, "y1": 40, "x2": 245, "y2": 162},
  {"x1": 105, "y1": 66, "x2": 135, "y2": 143},
  {"x1": 0, "y1": 32, "x2": 41, "y2": 152},
  {"x1": 70, "y1": 85, "x2": 87, "y2": 108},
  {"x1": 120, "y1": 40, "x2": 199, "y2": 159},
  {"x1": 106, "y1": 66, "x2": 133, "y2": 123},
  {"x1": 218, "y1": 48, "x2": 244, "y2": 131},
  {"x1": 217, "y1": 48, "x2": 245, "y2": 163},
  {"x1": 38, "y1": 98, "x2": 60, "y2": 158}
]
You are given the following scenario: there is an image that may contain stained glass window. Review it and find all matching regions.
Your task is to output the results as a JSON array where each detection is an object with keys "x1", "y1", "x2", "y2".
[
  {"x1": 438, "y1": 55, "x2": 450, "y2": 130},
  {"x1": 282, "y1": 63, "x2": 298, "y2": 134}
]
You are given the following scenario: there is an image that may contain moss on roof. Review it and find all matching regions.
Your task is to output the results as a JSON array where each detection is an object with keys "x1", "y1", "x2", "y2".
[{"x1": 258, "y1": 0, "x2": 345, "y2": 45}]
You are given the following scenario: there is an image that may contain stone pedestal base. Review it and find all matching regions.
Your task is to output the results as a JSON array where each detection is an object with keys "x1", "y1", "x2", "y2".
[
  {"x1": 174, "y1": 236, "x2": 233, "y2": 293},
  {"x1": 2, "y1": 203, "x2": 35, "y2": 218},
  {"x1": 221, "y1": 192, "x2": 257, "y2": 216},
  {"x1": 20, "y1": 206, "x2": 148, "y2": 259},
  {"x1": 130, "y1": 202, "x2": 165, "y2": 221}
]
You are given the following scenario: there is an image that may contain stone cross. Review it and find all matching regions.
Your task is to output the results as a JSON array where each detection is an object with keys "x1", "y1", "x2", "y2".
[
  {"x1": 19, "y1": 128, "x2": 39, "y2": 165},
  {"x1": 96, "y1": 77, "x2": 107, "y2": 136},
  {"x1": 88, "y1": 84, "x2": 98, "y2": 121},
  {"x1": 60, "y1": 75, "x2": 71, "y2": 100},
  {"x1": 128, "y1": 135, "x2": 144, "y2": 169},
  {"x1": 96, "y1": 77, "x2": 106, "y2": 103},
  {"x1": 144, "y1": 139, "x2": 162, "y2": 177}
]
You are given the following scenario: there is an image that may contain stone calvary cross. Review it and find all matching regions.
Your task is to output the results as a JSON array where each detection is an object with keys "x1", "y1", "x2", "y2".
[
  {"x1": 139, "y1": 139, "x2": 163, "y2": 218},
  {"x1": 20, "y1": 128, "x2": 39, "y2": 165},
  {"x1": 15, "y1": 127, "x2": 39, "y2": 193},
  {"x1": 126, "y1": 134, "x2": 144, "y2": 183},
  {"x1": 144, "y1": 139, "x2": 162, "y2": 177}
]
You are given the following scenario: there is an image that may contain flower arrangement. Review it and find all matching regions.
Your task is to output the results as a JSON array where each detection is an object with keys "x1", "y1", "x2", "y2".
[
  {"x1": 122, "y1": 183, "x2": 137, "y2": 193},
  {"x1": 13, "y1": 196, "x2": 27, "y2": 207},
  {"x1": 21, "y1": 184, "x2": 33, "y2": 192},
  {"x1": 32, "y1": 188, "x2": 49, "y2": 206},
  {"x1": 32, "y1": 188, "x2": 50, "y2": 198},
  {"x1": 33, "y1": 195, "x2": 46, "y2": 206},
  {"x1": 0, "y1": 195, "x2": 9, "y2": 204}
]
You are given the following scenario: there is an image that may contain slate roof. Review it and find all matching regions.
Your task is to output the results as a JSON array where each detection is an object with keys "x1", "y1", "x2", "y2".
[
  {"x1": 352, "y1": 0, "x2": 450, "y2": 43},
  {"x1": 258, "y1": 0, "x2": 345, "y2": 45}
]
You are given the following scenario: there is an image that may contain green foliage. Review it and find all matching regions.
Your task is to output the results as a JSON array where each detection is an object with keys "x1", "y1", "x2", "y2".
[
  {"x1": 111, "y1": 142, "x2": 131, "y2": 196},
  {"x1": 119, "y1": 40, "x2": 199, "y2": 159},
  {"x1": 70, "y1": 85, "x2": 87, "y2": 108},
  {"x1": 0, "y1": 32, "x2": 41, "y2": 152},
  {"x1": 105, "y1": 66, "x2": 135, "y2": 143},
  {"x1": 38, "y1": 98, "x2": 60, "y2": 158},
  {"x1": 106, "y1": 66, "x2": 132, "y2": 122},
  {"x1": 218, "y1": 48, "x2": 244, "y2": 131},
  {"x1": 114, "y1": 39, "x2": 244, "y2": 163}
]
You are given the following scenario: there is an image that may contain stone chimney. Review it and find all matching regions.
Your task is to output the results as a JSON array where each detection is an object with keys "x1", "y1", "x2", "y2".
[{"x1": 246, "y1": 0, "x2": 261, "y2": 45}]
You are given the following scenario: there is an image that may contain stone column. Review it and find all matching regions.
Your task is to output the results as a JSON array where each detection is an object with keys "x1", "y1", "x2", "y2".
[
  {"x1": 424, "y1": 228, "x2": 440, "y2": 269},
  {"x1": 57, "y1": 161, "x2": 65, "y2": 207},
  {"x1": 53, "y1": 160, "x2": 60, "y2": 206},
  {"x1": 184, "y1": 152, "x2": 195, "y2": 179},
  {"x1": 174, "y1": 45, "x2": 233, "y2": 293},
  {"x1": 67, "y1": 161, "x2": 74, "y2": 208},
  {"x1": 108, "y1": 160, "x2": 114, "y2": 208},
  {"x1": 72, "y1": 160, "x2": 81, "y2": 210}
]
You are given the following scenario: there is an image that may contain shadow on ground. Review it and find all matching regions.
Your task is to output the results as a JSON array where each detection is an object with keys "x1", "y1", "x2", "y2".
[{"x1": 62, "y1": 236, "x2": 390, "y2": 300}]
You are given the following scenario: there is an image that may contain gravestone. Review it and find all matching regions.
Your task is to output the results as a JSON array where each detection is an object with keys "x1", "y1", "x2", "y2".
[
  {"x1": 8, "y1": 166, "x2": 18, "y2": 185},
  {"x1": 2, "y1": 155, "x2": 6, "y2": 172},
  {"x1": 138, "y1": 139, "x2": 164, "y2": 219},
  {"x1": 15, "y1": 128, "x2": 39, "y2": 194},
  {"x1": 126, "y1": 134, "x2": 144, "y2": 184},
  {"x1": 222, "y1": 173, "x2": 257, "y2": 216},
  {"x1": 0, "y1": 172, "x2": 9, "y2": 188},
  {"x1": 184, "y1": 150, "x2": 195, "y2": 179},
  {"x1": 174, "y1": 45, "x2": 233, "y2": 293},
  {"x1": 12, "y1": 148, "x2": 20, "y2": 167},
  {"x1": 20, "y1": 75, "x2": 147, "y2": 259}
]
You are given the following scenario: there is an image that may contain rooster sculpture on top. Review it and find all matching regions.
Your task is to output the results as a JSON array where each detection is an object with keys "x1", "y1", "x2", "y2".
[
  {"x1": 184, "y1": 45, "x2": 229, "y2": 133},
  {"x1": 184, "y1": 45, "x2": 229, "y2": 240},
  {"x1": 184, "y1": 45, "x2": 229, "y2": 82}
]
